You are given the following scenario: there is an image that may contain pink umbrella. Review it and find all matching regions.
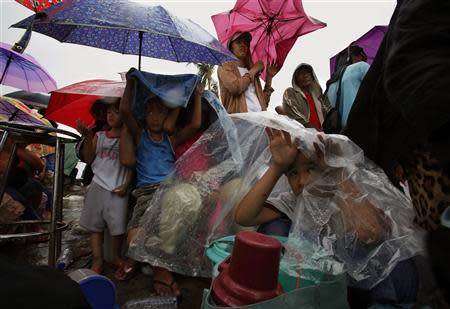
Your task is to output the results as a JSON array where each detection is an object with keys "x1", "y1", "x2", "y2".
[
  {"x1": 212, "y1": 0, "x2": 326, "y2": 80},
  {"x1": 0, "y1": 42, "x2": 57, "y2": 92},
  {"x1": 45, "y1": 79, "x2": 125, "y2": 128}
]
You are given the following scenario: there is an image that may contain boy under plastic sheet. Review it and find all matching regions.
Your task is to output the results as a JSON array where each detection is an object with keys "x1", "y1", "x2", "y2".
[{"x1": 128, "y1": 110, "x2": 423, "y2": 288}]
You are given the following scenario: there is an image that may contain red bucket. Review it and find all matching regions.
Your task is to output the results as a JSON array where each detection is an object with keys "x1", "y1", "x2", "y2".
[{"x1": 211, "y1": 231, "x2": 283, "y2": 307}]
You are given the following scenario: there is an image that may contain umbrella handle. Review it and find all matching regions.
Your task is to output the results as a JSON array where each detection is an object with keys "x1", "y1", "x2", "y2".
[
  {"x1": 12, "y1": 14, "x2": 36, "y2": 54},
  {"x1": 138, "y1": 31, "x2": 143, "y2": 70}
]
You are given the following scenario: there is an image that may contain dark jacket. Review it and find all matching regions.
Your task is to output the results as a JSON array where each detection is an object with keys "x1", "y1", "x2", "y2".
[{"x1": 344, "y1": 0, "x2": 450, "y2": 180}]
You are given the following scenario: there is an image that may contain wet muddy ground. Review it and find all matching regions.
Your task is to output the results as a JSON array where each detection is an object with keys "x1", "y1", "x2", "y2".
[{"x1": 0, "y1": 185, "x2": 210, "y2": 308}]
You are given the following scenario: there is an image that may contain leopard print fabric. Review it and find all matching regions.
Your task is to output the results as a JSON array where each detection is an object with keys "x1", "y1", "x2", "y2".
[{"x1": 403, "y1": 151, "x2": 450, "y2": 231}]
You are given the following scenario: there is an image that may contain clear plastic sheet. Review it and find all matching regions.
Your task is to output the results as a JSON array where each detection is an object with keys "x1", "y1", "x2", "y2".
[{"x1": 128, "y1": 110, "x2": 423, "y2": 286}]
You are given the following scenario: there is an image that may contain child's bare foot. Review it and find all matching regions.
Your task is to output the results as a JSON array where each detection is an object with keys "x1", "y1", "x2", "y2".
[
  {"x1": 91, "y1": 257, "x2": 103, "y2": 274},
  {"x1": 152, "y1": 267, "x2": 181, "y2": 297},
  {"x1": 109, "y1": 258, "x2": 125, "y2": 270}
]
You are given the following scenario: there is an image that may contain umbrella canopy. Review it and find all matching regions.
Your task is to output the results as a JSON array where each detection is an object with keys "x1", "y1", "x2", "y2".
[
  {"x1": 5, "y1": 90, "x2": 50, "y2": 109},
  {"x1": 15, "y1": 0, "x2": 64, "y2": 12},
  {"x1": 212, "y1": 0, "x2": 326, "y2": 80},
  {"x1": 12, "y1": 0, "x2": 236, "y2": 69},
  {"x1": 0, "y1": 42, "x2": 57, "y2": 93},
  {"x1": 330, "y1": 25, "x2": 388, "y2": 74},
  {"x1": 45, "y1": 79, "x2": 125, "y2": 128},
  {"x1": 0, "y1": 96, "x2": 51, "y2": 126}
]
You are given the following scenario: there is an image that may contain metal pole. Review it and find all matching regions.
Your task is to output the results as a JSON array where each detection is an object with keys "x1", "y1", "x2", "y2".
[
  {"x1": 48, "y1": 137, "x2": 62, "y2": 266},
  {"x1": 0, "y1": 139, "x2": 16, "y2": 205},
  {"x1": 138, "y1": 31, "x2": 143, "y2": 70},
  {"x1": 55, "y1": 143, "x2": 65, "y2": 258},
  {"x1": 0, "y1": 131, "x2": 9, "y2": 153}
]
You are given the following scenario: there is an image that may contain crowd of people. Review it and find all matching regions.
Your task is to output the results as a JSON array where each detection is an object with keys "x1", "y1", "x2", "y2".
[{"x1": 0, "y1": 0, "x2": 449, "y2": 308}]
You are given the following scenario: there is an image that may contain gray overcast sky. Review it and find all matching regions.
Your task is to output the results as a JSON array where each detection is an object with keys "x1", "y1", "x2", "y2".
[{"x1": 0, "y1": 0, "x2": 396, "y2": 110}]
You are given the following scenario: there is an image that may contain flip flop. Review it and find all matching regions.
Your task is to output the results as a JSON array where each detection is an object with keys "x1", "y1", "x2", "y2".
[
  {"x1": 153, "y1": 279, "x2": 182, "y2": 299},
  {"x1": 114, "y1": 260, "x2": 138, "y2": 281},
  {"x1": 91, "y1": 264, "x2": 103, "y2": 275}
]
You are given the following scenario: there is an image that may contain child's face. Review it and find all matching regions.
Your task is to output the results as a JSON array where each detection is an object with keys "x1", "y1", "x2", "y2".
[
  {"x1": 285, "y1": 152, "x2": 322, "y2": 196},
  {"x1": 145, "y1": 99, "x2": 169, "y2": 132},
  {"x1": 106, "y1": 105, "x2": 122, "y2": 128}
]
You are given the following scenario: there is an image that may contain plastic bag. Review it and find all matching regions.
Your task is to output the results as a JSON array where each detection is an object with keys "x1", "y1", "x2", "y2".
[
  {"x1": 128, "y1": 110, "x2": 423, "y2": 287},
  {"x1": 201, "y1": 274, "x2": 349, "y2": 309}
]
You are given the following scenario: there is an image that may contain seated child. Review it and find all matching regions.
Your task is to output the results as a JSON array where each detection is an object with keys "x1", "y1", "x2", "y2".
[
  {"x1": 235, "y1": 129, "x2": 386, "y2": 242},
  {"x1": 77, "y1": 98, "x2": 133, "y2": 273},
  {"x1": 115, "y1": 70, "x2": 203, "y2": 297},
  {"x1": 234, "y1": 128, "x2": 418, "y2": 306}
]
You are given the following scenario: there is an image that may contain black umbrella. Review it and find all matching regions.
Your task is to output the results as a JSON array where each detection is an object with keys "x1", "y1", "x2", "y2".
[{"x1": 5, "y1": 90, "x2": 50, "y2": 109}]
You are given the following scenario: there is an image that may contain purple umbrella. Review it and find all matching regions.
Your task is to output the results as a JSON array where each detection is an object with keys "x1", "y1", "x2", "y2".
[
  {"x1": 12, "y1": 0, "x2": 236, "y2": 69},
  {"x1": 0, "y1": 42, "x2": 57, "y2": 93},
  {"x1": 330, "y1": 25, "x2": 388, "y2": 74}
]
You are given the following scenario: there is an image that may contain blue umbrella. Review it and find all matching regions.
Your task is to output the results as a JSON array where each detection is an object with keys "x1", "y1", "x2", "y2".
[{"x1": 12, "y1": 0, "x2": 236, "y2": 69}]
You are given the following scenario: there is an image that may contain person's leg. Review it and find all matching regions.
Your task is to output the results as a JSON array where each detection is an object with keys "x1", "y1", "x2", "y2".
[
  {"x1": 153, "y1": 267, "x2": 181, "y2": 297},
  {"x1": 370, "y1": 258, "x2": 419, "y2": 304},
  {"x1": 105, "y1": 191, "x2": 127, "y2": 267},
  {"x1": 111, "y1": 234, "x2": 124, "y2": 266},
  {"x1": 114, "y1": 227, "x2": 139, "y2": 281},
  {"x1": 79, "y1": 182, "x2": 107, "y2": 273},
  {"x1": 257, "y1": 217, "x2": 292, "y2": 237},
  {"x1": 90, "y1": 232, "x2": 104, "y2": 273},
  {"x1": 114, "y1": 186, "x2": 157, "y2": 281}
]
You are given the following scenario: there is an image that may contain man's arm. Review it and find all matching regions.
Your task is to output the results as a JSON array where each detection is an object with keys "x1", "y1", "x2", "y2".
[
  {"x1": 119, "y1": 124, "x2": 136, "y2": 168},
  {"x1": 170, "y1": 83, "x2": 203, "y2": 147},
  {"x1": 119, "y1": 77, "x2": 141, "y2": 144},
  {"x1": 76, "y1": 120, "x2": 97, "y2": 164}
]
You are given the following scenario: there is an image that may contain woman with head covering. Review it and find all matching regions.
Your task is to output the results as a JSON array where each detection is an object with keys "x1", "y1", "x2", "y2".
[
  {"x1": 278, "y1": 64, "x2": 330, "y2": 130},
  {"x1": 217, "y1": 31, "x2": 278, "y2": 113},
  {"x1": 325, "y1": 45, "x2": 370, "y2": 129}
]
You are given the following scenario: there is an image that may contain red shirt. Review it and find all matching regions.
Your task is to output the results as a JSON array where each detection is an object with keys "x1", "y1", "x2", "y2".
[
  {"x1": 174, "y1": 130, "x2": 208, "y2": 178},
  {"x1": 305, "y1": 93, "x2": 321, "y2": 130}
]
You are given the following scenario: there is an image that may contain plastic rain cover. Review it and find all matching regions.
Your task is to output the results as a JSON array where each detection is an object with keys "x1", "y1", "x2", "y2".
[{"x1": 128, "y1": 109, "x2": 423, "y2": 288}]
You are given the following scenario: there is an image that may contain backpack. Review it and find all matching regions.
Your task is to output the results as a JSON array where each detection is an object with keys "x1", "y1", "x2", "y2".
[{"x1": 322, "y1": 66, "x2": 347, "y2": 134}]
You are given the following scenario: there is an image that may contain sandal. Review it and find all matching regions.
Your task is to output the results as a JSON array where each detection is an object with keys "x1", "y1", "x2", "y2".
[
  {"x1": 153, "y1": 279, "x2": 182, "y2": 298},
  {"x1": 114, "y1": 260, "x2": 138, "y2": 281},
  {"x1": 91, "y1": 264, "x2": 103, "y2": 274}
]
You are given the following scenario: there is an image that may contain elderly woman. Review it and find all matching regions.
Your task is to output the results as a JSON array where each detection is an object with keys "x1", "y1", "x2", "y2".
[
  {"x1": 217, "y1": 31, "x2": 278, "y2": 113},
  {"x1": 277, "y1": 64, "x2": 330, "y2": 130}
]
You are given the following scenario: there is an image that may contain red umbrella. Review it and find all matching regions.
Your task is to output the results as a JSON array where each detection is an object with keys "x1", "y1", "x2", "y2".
[
  {"x1": 212, "y1": 0, "x2": 326, "y2": 80},
  {"x1": 45, "y1": 79, "x2": 125, "y2": 128},
  {"x1": 15, "y1": 0, "x2": 64, "y2": 12}
]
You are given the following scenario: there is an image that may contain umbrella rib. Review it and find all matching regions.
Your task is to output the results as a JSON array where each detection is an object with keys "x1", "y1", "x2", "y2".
[
  {"x1": 257, "y1": 0, "x2": 269, "y2": 18},
  {"x1": 123, "y1": 29, "x2": 131, "y2": 55},
  {"x1": 33, "y1": 67, "x2": 50, "y2": 93},
  {"x1": 275, "y1": 0, "x2": 288, "y2": 17},
  {"x1": 59, "y1": 24, "x2": 76, "y2": 43},
  {"x1": 252, "y1": 26, "x2": 269, "y2": 50},
  {"x1": 17, "y1": 58, "x2": 31, "y2": 91},
  {"x1": 0, "y1": 53, "x2": 13, "y2": 84},
  {"x1": 234, "y1": 11, "x2": 261, "y2": 23},
  {"x1": 36, "y1": 21, "x2": 188, "y2": 42},
  {"x1": 278, "y1": 16, "x2": 306, "y2": 22},
  {"x1": 168, "y1": 37, "x2": 180, "y2": 62}
]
